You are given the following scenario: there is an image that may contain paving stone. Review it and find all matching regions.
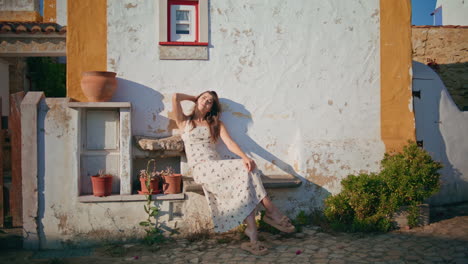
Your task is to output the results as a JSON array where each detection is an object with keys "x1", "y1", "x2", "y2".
[
  {"x1": 454, "y1": 258, "x2": 468, "y2": 264},
  {"x1": 189, "y1": 257, "x2": 199, "y2": 263},
  {"x1": 2, "y1": 204, "x2": 468, "y2": 264}
]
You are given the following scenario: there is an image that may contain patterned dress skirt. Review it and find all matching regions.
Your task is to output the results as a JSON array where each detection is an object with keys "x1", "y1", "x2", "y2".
[
  {"x1": 193, "y1": 159, "x2": 267, "y2": 232},
  {"x1": 182, "y1": 124, "x2": 267, "y2": 233}
]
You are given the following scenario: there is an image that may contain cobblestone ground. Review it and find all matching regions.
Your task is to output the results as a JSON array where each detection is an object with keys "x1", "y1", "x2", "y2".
[{"x1": 1, "y1": 204, "x2": 467, "y2": 264}]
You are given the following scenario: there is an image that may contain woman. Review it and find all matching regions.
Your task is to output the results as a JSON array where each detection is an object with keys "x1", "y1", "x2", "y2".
[{"x1": 172, "y1": 91, "x2": 295, "y2": 255}]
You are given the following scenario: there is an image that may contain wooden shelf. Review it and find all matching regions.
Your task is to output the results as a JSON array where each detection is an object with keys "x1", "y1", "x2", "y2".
[
  {"x1": 68, "y1": 102, "x2": 131, "y2": 108},
  {"x1": 78, "y1": 193, "x2": 185, "y2": 203}
]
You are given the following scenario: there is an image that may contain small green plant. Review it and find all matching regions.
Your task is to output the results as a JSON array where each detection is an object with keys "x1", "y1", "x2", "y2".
[
  {"x1": 161, "y1": 166, "x2": 175, "y2": 176},
  {"x1": 139, "y1": 161, "x2": 163, "y2": 181},
  {"x1": 139, "y1": 159, "x2": 164, "y2": 245},
  {"x1": 95, "y1": 169, "x2": 112, "y2": 177},
  {"x1": 324, "y1": 142, "x2": 442, "y2": 232}
]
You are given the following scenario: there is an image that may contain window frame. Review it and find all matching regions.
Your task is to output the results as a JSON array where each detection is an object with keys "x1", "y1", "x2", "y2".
[
  {"x1": 159, "y1": 0, "x2": 208, "y2": 46},
  {"x1": 169, "y1": 2, "x2": 197, "y2": 42}
]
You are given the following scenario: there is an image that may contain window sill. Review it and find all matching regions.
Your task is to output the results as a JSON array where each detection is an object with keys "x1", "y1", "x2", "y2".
[
  {"x1": 68, "y1": 102, "x2": 131, "y2": 109},
  {"x1": 159, "y1": 41, "x2": 208, "y2": 46},
  {"x1": 159, "y1": 45, "x2": 208, "y2": 60},
  {"x1": 78, "y1": 193, "x2": 185, "y2": 203}
]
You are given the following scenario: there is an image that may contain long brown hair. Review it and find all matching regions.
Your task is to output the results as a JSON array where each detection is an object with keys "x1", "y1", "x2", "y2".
[{"x1": 189, "y1": 91, "x2": 222, "y2": 142}]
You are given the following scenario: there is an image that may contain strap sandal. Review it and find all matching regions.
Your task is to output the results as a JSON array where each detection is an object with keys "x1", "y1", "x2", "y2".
[
  {"x1": 241, "y1": 241, "x2": 269, "y2": 256},
  {"x1": 263, "y1": 215, "x2": 295, "y2": 233}
]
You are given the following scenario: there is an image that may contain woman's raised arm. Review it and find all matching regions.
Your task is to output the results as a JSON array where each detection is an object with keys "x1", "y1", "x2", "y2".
[{"x1": 172, "y1": 93, "x2": 196, "y2": 129}]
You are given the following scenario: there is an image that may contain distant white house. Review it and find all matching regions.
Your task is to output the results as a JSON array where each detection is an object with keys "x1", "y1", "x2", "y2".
[{"x1": 432, "y1": 0, "x2": 468, "y2": 25}]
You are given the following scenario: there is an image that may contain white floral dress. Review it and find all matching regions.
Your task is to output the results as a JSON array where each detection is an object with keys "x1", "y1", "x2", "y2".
[{"x1": 181, "y1": 122, "x2": 267, "y2": 233}]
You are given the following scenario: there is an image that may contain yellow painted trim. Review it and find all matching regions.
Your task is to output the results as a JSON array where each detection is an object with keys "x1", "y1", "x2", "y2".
[
  {"x1": 67, "y1": 0, "x2": 107, "y2": 102},
  {"x1": 43, "y1": 0, "x2": 57, "y2": 23},
  {"x1": 0, "y1": 11, "x2": 42, "y2": 22},
  {"x1": 380, "y1": 0, "x2": 415, "y2": 153}
]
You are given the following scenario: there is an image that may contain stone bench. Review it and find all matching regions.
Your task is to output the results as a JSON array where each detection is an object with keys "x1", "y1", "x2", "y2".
[
  {"x1": 183, "y1": 174, "x2": 302, "y2": 195},
  {"x1": 134, "y1": 135, "x2": 302, "y2": 194}
]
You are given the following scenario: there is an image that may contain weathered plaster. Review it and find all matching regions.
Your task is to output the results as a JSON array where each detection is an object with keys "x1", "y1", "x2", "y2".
[
  {"x1": 159, "y1": 45, "x2": 208, "y2": 60},
  {"x1": 0, "y1": 11, "x2": 41, "y2": 22},
  {"x1": 0, "y1": 0, "x2": 41, "y2": 21},
  {"x1": 36, "y1": 99, "x2": 178, "y2": 249},
  {"x1": 21, "y1": 92, "x2": 45, "y2": 250},
  {"x1": 41, "y1": 0, "x2": 419, "y2": 247},
  {"x1": 107, "y1": 0, "x2": 385, "y2": 214},
  {"x1": 413, "y1": 61, "x2": 468, "y2": 205},
  {"x1": 43, "y1": 0, "x2": 56, "y2": 23},
  {"x1": 0, "y1": 0, "x2": 40, "y2": 11},
  {"x1": 56, "y1": 0, "x2": 67, "y2": 26},
  {"x1": 67, "y1": 0, "x2": 107, "y2": 102},
  {"x1": 119, "y1": 107, "x2": 132, "y2": 194}
]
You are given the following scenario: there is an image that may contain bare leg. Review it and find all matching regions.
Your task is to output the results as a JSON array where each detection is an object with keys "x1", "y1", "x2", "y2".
[
  {"x1": 261, "y1": 196, "x2": 285, "y2": 221},
  {"x1": 244, "y1": 210, "x2": 258, "y2": 243},
  {"x1": 260, "y1": 196, "x2": 295, "y2": 233}
]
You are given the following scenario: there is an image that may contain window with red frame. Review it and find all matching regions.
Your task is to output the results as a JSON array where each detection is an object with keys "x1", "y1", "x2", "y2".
[
  {"x1": 158, "y1": 0, "x2": 208, "y2": 48},
  {"x1": 166, "y1": 0, "x2": 199, "y2": 44}
]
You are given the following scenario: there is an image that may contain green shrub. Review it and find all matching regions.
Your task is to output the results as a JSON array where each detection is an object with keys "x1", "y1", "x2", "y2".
[
  {"x1": 324, "y1": 142, "x2": 442, "y2": 232},
  {"x1": 380, "y1": 143, "x2": 442, "y2": 205}
]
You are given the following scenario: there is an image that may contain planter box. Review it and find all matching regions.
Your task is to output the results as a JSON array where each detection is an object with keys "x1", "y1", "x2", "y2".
[{"x1": 392, "y1": 204, "x2": 430, "y2": 229}]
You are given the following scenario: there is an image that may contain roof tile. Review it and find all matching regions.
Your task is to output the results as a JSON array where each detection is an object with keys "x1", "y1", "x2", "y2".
[{"x1": 0, "y1": 22, "x2": 66, "y2": 34}]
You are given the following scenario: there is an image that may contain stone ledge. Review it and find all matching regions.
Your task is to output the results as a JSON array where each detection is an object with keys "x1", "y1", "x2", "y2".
[
  {"x1": 183, "y1": 174, "x2": 302, "y2": 195},
  {"x1": 78, "y1": 193, "x2": 185, "y2": 203},
  {"x1": 135, "y1": 135, "x2": 184, "y2": 152},
  {"x1": 68, "y1": 102, "x2": 131, "y2": 108}
]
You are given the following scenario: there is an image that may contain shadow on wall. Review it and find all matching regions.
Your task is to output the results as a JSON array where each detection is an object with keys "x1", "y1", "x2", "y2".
[
  {"x1": 112, "y1": 78, "x2": 173, "y2": 137},
  {"x1": 218, "y1": 98, "x2": 330, "y2": 211},
  {"x1": 412, "y1": 61, "x2": 468, "y2": 205}
]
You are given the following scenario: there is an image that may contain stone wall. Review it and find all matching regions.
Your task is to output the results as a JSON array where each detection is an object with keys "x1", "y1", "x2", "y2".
[{"x1": 412, "y1": 26, "x2": 468, "y2": 111}]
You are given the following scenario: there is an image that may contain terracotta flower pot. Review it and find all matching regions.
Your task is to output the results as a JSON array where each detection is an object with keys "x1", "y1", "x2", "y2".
[
  {"x1": 139, "y1": 178, "x2": 161, "y2": 194},
  {"x1": 162, "y1": 174, "x2": 182, "y2": 194},
  {"x1": 81, "y1": 71, "x2": 117, "y2": 102},
  {"x1": 91, "y1": 175, "x2": 113, "y2": 197}
]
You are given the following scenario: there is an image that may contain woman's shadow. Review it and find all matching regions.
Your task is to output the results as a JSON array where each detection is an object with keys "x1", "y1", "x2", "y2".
[{"x1": 217, "y1": 98, "x2": 330, "y2": 211}]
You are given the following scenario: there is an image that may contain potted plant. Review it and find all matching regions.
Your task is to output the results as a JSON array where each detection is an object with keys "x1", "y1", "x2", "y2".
[
  {"x1": 90, "y1": 170, "x2": 113, "y2": 197},
  {"x1": 139, "y1": 159, "x2": 162, "y2": 195},
  {"x1": 161, "y1": 167, "x2": 183, "y2": 194}
]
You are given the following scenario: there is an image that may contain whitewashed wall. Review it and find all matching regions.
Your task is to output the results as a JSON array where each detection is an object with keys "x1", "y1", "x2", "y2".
[
  {"x1": 107, "y1": 0, "x2": 384, "y2": 213},
  {"x1": 37, "y1": 99, "x2": 166, "y2": 249},
  {"x1": 56, "y1": 0, "x2": 67, "y2": 26},
  {"x1": 435, "y1": 0, "x2": 468, "y2": 26},
  {"x1": 413, "y1": 61, "x2": 468, "y2": 205},
  {"x1": 0, "y1": 0, "x2": 38, "y2": 11}
]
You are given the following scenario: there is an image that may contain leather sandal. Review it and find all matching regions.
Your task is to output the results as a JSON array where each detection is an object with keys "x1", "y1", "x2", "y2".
[
  {"x1": 241, "y1": 241, "x2": 269, "y2": 256},
  {"x1": 263, "y1": 215, "x2": 295, "y2": 233}
]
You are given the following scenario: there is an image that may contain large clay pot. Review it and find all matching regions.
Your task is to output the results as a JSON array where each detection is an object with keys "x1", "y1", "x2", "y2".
[
  {"x1": 91, "y1": 175, "x2": 113, "y2": 197},
  {"x1": 139, "y1": 178, "x2": 161, "y2": 194},
  {"x1": 81, "y1": 71, "x2": 117, "y2": 102},
  {"x1": 162, "y1": 174, "x2": 182, "y2": 194}
]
